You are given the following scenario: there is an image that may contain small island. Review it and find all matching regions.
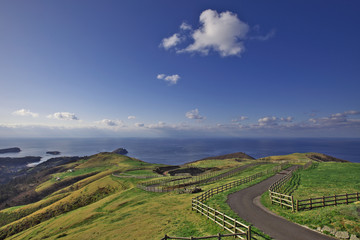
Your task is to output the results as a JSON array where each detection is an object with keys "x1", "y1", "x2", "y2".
[
  {"x1": 0, "y1": 147, "x2": 21, "y2": 154},
  {"x1": 112, "y1": 148, "x2": 128, "y2": 155},
  {"x1": 46, "y1": 151, "x2": 61, "y2": 155}
]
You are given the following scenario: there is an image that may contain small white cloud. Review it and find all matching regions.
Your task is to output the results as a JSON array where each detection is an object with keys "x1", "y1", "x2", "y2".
[
  {"x1": 250, "y1": 28, "x2": 276, "y2": 41},
  {"x1": 98, "y1": 119, "x2": 124, "y2": 127},
  {"x1": 157, "y1": 74, "x2": 180, "y2": 85},
  {"x1": 160, "y1": 33, "x2": 182, "y2": 50},
  {"x1": 182, "y1": 9, "x2": 249, "y2": 57},
  {"x1": 47, "y1": 112, "x2": 79, "y2": 121},
  {"x1": 12, "y1": 109, "x2": 39, "y2": 118},
  {"x1": 180, "y1": 22, "x2": 192, "y2": 31},
  {"x1": 258, "y1": 116, "x2": 278, "y2": 126},
  {"x1": 186, "y1": 108, "x2": 206, "y2": 120},
  {"x1": 128, "y1": 116, "x2": 136, "y2": 120},
  {"x1": 280, "y1": 116, "x2": 293, "y2": 122},
  {"x1": 232, "y1": 116, "x2": 248, "y2": 122},
  {"x1": 135, "y1": 123, "x2": 145, "y2": 127}
]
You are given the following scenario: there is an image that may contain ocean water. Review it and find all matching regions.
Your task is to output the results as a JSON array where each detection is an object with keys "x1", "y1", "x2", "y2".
[{"x1": 0, "y1": 138, "x2": 359, "y2": 165}]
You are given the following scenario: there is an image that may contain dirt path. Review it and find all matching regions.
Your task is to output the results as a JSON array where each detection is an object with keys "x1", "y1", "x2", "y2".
[{"x1": 227, "y1": 169, "x2": 335, "y2": 240}]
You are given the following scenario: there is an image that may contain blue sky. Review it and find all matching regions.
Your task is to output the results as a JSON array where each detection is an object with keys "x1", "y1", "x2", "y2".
[{"x1": 1, "y1": 0, "x2": 359, "y2": 138}]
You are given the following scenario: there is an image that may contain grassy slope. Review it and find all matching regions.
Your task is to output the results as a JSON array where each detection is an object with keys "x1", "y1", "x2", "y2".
[
  {"x1": 261, "y1": 162, "x2": 360, "y2": 237},
  {"x1": 2, "y1": 153, "x2": 263, "y2": 240}
]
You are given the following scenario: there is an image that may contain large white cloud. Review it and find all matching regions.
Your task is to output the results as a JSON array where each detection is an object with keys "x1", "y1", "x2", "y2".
[
  {"x1": 183, "y1": 9, "x2": 249, "y2": 57},
  {"x1": 47, "y1": 112, "x2": 79, "y2": 121},
  {"x1": 157, "y1": 74, "x2": 180, "y2": 85},
  {"x1": 12, "y1": 109, "x2": 39, "y2": 118},
  {"x1": 161, "y1": 9, "x2": 250, "y2": 57},
  {"x1": 185, "y1": 108, "x2": 206, "y2": 120}
]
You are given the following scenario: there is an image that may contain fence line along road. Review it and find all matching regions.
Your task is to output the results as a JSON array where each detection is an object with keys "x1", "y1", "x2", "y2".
[
  {"x1": 188, "y1": 164, "x2": 287, "y2": 240},
  {"x1": 268, "y1": 162, "x2": 360, "y2": 212}
]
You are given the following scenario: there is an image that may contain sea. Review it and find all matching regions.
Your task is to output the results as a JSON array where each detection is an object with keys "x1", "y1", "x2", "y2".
[{"x1": 0, "y1": 138, "x2": 359, "y2": 165}]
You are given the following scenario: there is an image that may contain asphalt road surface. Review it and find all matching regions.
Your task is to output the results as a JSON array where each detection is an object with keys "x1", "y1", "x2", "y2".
[{"x1": 227, "y1": 169, "x2": 335, "y2": 240}]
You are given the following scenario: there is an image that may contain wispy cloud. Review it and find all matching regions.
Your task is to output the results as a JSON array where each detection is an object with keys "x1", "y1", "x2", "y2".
[
  {"x1": 12, "y1": 109, "x2": 39, "y2": 118},
  {"x1": 157, "y1": 74, "x2": 181, "y2": 85},
  {"x1": 47, "y1": 112, "x2": 79, "y2": 121},
  {"x1": 185, "y1": 108, "x2": 206, "y2": 120},
  {"x1": 128, "y1": 115, "x2": 136, "y2": 120},
  {"x1": 135, "y1": 123, "x2": 145, "y2": 127}
]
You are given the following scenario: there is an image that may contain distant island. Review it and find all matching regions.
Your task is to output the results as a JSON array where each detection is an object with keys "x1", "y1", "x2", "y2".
[
  {"x1": 46, "y1": 151, "x2": 61, "y2": 155},
  {"x1": 0, "y1": 147, "x2": 21, "y2": 154},
  {"x1": 112, "y1": 148, "x2": 128, "y2": 155}
]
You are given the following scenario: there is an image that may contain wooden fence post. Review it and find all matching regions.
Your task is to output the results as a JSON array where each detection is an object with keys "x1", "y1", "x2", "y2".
[
  {"x1": 163, "y1": 234, "x2": 168, "y2": 240},
  {"x1": 296, "y1": 200, "x2": 299, "y2": 212},
  {"x1": 309, "y1": 198, "x2": 312, "y2": 209},
  {"x1": 247, "y1": 225, "x2": 252, "y2": 240},
  {"x1": 357, "y1": 192, "x2": 360, "y2": 201},
  {"x1": 291, "y1": 196, "x2": 295, "y2": 212},
  {"x1": 335, "y1": 194, "x2": 337, "y2": 206},
  {"x1": 218, "y1": 233, "x2": 221, "y2": 240},
  {"x1": 322, "y1": 196, "x2": 325, "y2": 207}
]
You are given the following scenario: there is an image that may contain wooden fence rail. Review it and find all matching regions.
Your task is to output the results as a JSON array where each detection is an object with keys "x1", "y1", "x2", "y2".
[
  {"x1": 139, "y1": 162, "x2": 270, "y2": 193},
  {"x1": 296, "y1": 192, "x2": 360, "y2": 211},
  {"x1": 192, "y1": 200, "x2": 251, "y2": 240},
  {"x1": 162, "y1": 232, "x2": 247, "y2": 240}
]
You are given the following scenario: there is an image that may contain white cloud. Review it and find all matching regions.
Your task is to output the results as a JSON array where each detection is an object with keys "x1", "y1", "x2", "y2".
[
  {"x1": 157, "y1": 74, "x2": 180, "y2": 85},
  {"x1": 128, "y1": 116, "x2": 136, "y2": 120},
  {"x1": 232, "y1": 116, "x2": 248, "y2": 122},
  {"x1": 47, "y1": 112, "x2": 79, "y2": 121},
  {"x1": 12, "y1": 109, "x2": 39, "y2": 118},
  {"x1": 258, "y1": 116, "x2": 278, "y2": 126},
  {"x1": 186, "y1": 109, "x2": 206, "y2": 120},
  {"x1": 250, "y1": 27, "x2": 276, "y2": 41},
  {"x1": 135, "y1": 123, "x2": 145, "y2": 127},
  {"x1": 97, "y1": 119, "x2": 124, "y2": 127},
  {"x1": 180, "y1": 22, "x2": 192, "y2": 31},
  {"x1": 280, "y1": 116, "x2": 293, "y2": 122},
  {"x1": 182, "y1": 9, "x2": 249, "y2": 57},
  {"x1": 160, "y1": 33, "x2": 182, "y2": 50}
]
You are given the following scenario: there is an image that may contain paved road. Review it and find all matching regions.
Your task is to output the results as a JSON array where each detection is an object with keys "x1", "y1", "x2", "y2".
[{"x1": 227, "y1": 169, "x2": 335, "y2": 240}]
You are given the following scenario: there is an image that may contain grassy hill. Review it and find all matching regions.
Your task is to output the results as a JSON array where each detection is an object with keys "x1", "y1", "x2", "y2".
[{"x1": 0, "y1": 151, "x2": 357, "y2": 239}]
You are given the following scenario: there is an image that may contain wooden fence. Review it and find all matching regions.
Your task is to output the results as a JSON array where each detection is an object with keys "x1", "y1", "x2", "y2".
[
  {"x1": 192, "y1": 200, "x2": 251, "y2": 240},
  {"x1": 188, "y1": 164, "x2": 286, "y2": 240},
  {"x1": 268, "y1": 162, "x2": 359, "y2": 211},
  {"x1": 161, "y1": 232, "x2": 248, "y2": 240},
  {"x1": 268, "y1": 166, "x2": 299, "y2": 211},
  {"x1": 139, "y1": 162, "x2": 269, "y2": 193},
  {"x1": 296, "y1": 192, "x2": 360, "y2": 211}
]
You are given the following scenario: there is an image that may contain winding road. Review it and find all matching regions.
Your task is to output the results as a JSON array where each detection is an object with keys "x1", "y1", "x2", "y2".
[{"x1": 227, "y1": 168, "x2": 335, "y2": 240}]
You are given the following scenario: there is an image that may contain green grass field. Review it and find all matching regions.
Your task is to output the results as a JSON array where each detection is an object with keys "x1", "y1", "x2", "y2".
[{"x1": 261, "y1": 162, "x2": 360, "y2": 237}]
